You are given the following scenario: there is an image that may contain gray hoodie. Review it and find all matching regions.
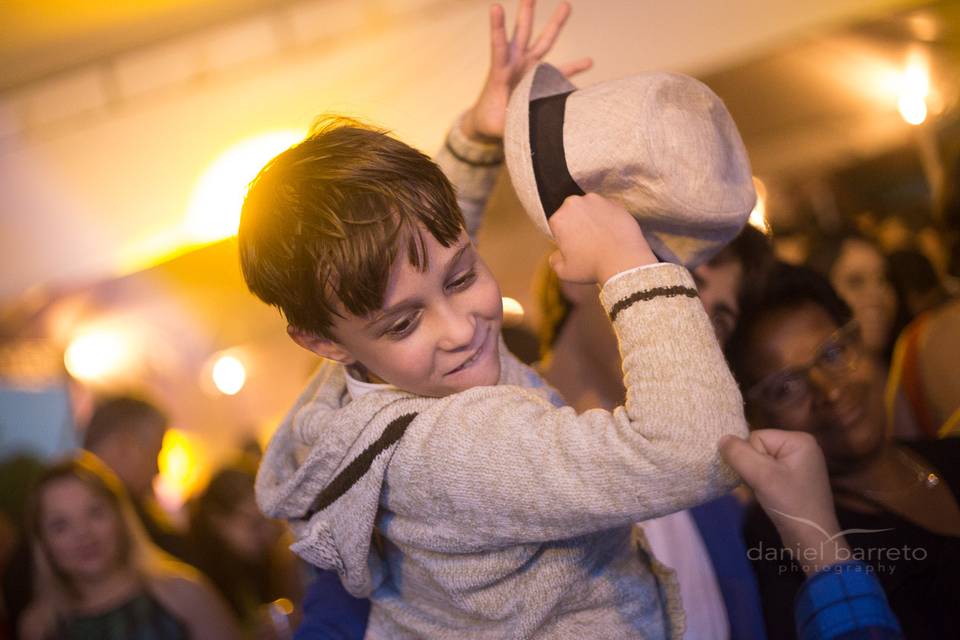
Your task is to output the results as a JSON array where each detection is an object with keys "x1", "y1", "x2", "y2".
[{"x1": 256, "y1": 260, "x2": 747, "y2": 639}]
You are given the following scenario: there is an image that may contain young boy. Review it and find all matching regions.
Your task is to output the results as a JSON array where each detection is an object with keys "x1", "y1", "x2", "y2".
[{"x1": 241, "y1": 2, "x2": 747, "y2": 637}]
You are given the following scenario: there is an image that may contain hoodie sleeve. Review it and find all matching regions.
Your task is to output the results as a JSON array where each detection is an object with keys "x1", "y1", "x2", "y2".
[
  {"x1": 433, "y1": 113, "x2": 503, "y2": 243},
  {"x1": 384, "y1": 262, "x2": 748, "y2": 547}
]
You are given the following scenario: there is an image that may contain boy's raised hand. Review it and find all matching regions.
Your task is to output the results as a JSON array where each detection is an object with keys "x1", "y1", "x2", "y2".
[
  {"x1": 720, "y1": 430, "x2": 852, "y2": 575},
  {"x1": 461, "y1": 0, "x2": 593, "y2": 141},
  {"x1": 548, "y1": 194, "x2": 657, "y2": 285}
]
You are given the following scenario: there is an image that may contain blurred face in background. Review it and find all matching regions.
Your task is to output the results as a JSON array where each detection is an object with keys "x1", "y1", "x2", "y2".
[
  {"x1": 210, "y1": 492, "x2": 277, "y2": 562},
  {"x1": 93, "y1": 422, "x2": 165, "y2": 500},
  {"x1": 693, "y1": 258, "x2": 744, "y2": 347},
  {"x1": 829, "y1": 239, "x2": 896, "y2": 356},
  {"x1": 40, "y1": 478, "x2": 124, "y2": 583}
]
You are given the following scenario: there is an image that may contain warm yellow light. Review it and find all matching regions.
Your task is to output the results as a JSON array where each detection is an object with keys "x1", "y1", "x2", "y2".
[
  {"x1": 748, "y1": 177, "x2": 770, "y2": 235},
  {"x1": 898, "y1": 94, "x2": 927, "y2": 125},
  {"x1": 155, "y1": 428, "x2": 202, "y2": 510},
  {"x1": 184, "y1": 130, "x2": 304, "y2": 243},
  {"x1": 901, "y1": 62, "x2": 929, "y2": 98},
  {"x1": 212, "y1": 354, "x2": 246, "y2": 395},
  {"x1": 64, "y1": 330, "x2": 130, "y2": 383},
  {"x1": 898, "y1": 61, "x2": 929, "y2": 126},
  {"x1": 502, "y1": 297, "x2": 525, "y2": 326}
]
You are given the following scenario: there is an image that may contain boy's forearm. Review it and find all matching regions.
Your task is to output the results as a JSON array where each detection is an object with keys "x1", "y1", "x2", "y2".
[
  {"x1": 434, "y1": 113, "x2": 504, "y2": 242},
  {"x1": 600, "y1": 263, "x2": 748, "y2": 498}
]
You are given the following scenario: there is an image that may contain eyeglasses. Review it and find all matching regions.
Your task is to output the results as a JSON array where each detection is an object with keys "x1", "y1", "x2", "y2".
[{"x1": 746, "y1": 320, "x2": 861, "y2": 414}]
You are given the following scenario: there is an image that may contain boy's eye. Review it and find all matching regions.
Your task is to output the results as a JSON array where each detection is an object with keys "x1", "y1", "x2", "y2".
[
  {"x1": 385, "y1": 312, "x2": 420, "y2": 338},
  {"x1": 447, "y1": 269, "x2": 477, "y2": 291}
]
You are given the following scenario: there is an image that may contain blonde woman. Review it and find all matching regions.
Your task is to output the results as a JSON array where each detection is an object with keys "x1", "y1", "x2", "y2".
[{"x1": 19, "y1": 452, "x2": 239, "y2": 640}]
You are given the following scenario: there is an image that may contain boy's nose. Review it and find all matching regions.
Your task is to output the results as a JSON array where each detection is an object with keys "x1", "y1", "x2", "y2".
[{"x1": 436, "y1": 304, "x2": 476, "y2": 351}]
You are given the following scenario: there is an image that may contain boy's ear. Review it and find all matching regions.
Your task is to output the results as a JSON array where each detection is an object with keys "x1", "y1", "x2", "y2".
[{"x1": 287, "y1": 325, "x2": 356, "y2": 365}]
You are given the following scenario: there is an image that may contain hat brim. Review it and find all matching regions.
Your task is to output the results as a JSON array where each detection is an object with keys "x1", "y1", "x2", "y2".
[{"x1": 505, "y1": 64, "x2": 577, "y2": 239}]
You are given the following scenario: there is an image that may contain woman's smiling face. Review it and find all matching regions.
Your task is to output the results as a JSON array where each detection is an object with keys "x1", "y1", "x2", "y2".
[
  {"x1": 744, "y1": 302, "x2": 888, "y2": 473},
  {"x1": 40, "y1": 478, "x2": 124, "y2": 582}
]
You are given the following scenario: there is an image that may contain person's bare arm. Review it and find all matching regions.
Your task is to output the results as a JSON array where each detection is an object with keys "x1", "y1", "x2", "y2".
[
  {"x1": 720, "y1": 429, "x2": 850, "y2": 576},
  {"x1": 151, "y1": 570, "x2": 242, "y2": 640}
]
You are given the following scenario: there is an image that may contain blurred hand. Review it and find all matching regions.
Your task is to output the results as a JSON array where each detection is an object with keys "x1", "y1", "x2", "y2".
[
  {"x1": 720, "y1": 430, "x2": 851, "y2": 575},
  {"x1": 461, "y1": 0, "x2": 592, "y2": 141},
  {"x1": 548, "y1": 193, "x2": 657, "y2": 284}
]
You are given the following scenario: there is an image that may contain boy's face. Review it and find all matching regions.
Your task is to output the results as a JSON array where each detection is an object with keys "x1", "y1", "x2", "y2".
[{"x1": 295, "y1": 228, "x2": 503, "y2": 397}]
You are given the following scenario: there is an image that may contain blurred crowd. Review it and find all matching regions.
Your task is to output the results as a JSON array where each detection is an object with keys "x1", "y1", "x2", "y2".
[
  {"x1": 0, "y1": 396, "x2": 303, "y2": 640},
  {"x1": 2, "y1": 202, "x2": 958, "y2": 639}
]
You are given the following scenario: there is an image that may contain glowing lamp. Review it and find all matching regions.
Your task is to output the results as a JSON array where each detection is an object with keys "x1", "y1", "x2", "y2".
[
  {"x1": 184, "y1": 130, "x2": 304, "y2": 242},
  {"x1": 212, "y1": 355, "x2": 246, "y2": 395},
  {"x1": 64, "y1": 330, "x2": 130, "y2": 383},
  {"x1": 502, "y1": 297, "x2": 525, "y2": 326},
  {"x1": 748, "y1": 177, "x2": 770, "y2": 235}
]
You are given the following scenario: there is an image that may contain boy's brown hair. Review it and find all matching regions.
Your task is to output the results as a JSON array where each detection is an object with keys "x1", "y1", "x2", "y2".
[{"x1": 238, "y1": 117, "x2": 465, "y2": 338}]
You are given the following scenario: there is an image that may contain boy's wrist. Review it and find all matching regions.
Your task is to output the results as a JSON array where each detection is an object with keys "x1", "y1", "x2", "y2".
[
  {"x1": 599, "y1": 261, "x2": 695, "y2": 316},
  {"x1": 459, "y1": 108, "x2": 503, "y2": 144},
  {"x1": 447, "y1": 112, "x2": 505, "y2": 163},
  {"x1": 597, "y1": 250, "x2": 658, "y2": 284}
]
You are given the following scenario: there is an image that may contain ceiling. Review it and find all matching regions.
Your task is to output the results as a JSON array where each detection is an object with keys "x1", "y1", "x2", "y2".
[
  {"x1": 704, "y1": 1, "x2": 960, "y2": 180},
  {"x1": 4, "y1": 0, "x2": 951, "y2": 303},
  {"x1": 0, "y1": 0, "x2": 290, "y2": 92}
]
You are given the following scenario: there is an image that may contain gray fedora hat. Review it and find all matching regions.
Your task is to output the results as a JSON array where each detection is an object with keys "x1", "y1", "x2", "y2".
[{"x1": 505, "y1": 63, "x2": 756, "y2": 268}]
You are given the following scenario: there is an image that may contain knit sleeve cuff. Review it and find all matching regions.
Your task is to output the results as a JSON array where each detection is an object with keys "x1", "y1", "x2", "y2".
[
  {"x1": 599, "y1": 263, "x2": 698, "y2": 322},
  {"x1": 794, "y1": 561, "x2": 903, "y2": 640},
  {"x1": 434, "y1": 113, "x2": 504, "y2": 241},
  {"x1": 443, "y1": 112, "x2": 505, "y2": 169}
]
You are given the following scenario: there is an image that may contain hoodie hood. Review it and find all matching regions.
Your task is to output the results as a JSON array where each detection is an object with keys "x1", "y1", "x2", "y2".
[
  {"x1": 256, "y1": 338, "x2": 551, "y2": 597},
  {"x1": 255, "y1": 360, "x2": 430, "y2": 596}
]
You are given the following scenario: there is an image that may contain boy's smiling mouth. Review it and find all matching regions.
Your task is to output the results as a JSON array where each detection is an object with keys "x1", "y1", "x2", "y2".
[{"x1": 445, "y1": 325, "x2": 492, "y2": 376}]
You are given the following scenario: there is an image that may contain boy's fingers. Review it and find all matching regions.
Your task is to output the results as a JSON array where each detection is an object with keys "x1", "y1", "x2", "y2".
[
  {"x1": 528, "y1": 1, "x2": 571, "y2": 58},
  {"x1": 489, "y1": 4, "x2": 508, "y2": 67},
  {"x1": 511, "y1": 0, "x2": 535, "y2": 54},
  {"x1": 556, "y1": 57, "x2": 593, "y2": 78}
]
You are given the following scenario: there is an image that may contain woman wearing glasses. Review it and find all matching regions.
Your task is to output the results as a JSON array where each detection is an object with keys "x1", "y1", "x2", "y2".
[{"x1": 725, "y1": 263, "x2": 960, "y2": 640}]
